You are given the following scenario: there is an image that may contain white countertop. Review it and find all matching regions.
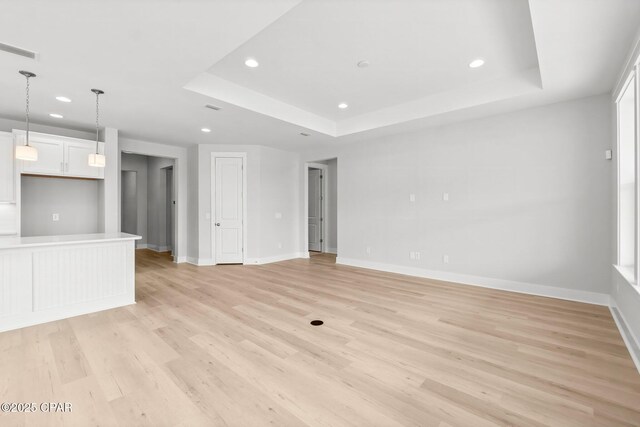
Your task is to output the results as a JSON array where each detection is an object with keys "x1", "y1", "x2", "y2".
[{"x1": 0, "y1": 232, "x2": 141, "y2": 250}]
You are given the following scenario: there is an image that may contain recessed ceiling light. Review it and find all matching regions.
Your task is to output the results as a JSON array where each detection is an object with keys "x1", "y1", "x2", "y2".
[
  {"x1": 49, "y1": 113, "x2": 63, "y2": 118},
  {"x1": 469, "y1": 58, "x2": 485, "y2": 68},
  {"x1": 201, "y1": 128, "x2": 211, "y2": 133},
  {"x1": 357, "y1": 60, "x2": 370, "y2": 68},
  {"x1": 338, "y1": 103, "x2": 348, "y2": 109},
  {"x1": 55, "y1": 96, "x2": 71, "y2": 103},
  {"x1": 244, "y1": 58, "x2": 259, "y2": 68}
]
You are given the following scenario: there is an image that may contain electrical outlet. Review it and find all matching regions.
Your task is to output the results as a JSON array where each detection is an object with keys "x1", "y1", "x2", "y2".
[
  {"x1": 443, "y1": 255, "x2": 449, "y2": 264},
  {"x1": 52, "y1": 213, "x2": 59, "y2": 222},
  {"x1": 410, "y1": 251, "x2": 421, "y2": 260},
  {"x1": 443, "y1": 192, "x2": 449, "y2": 202},
  {"x1": 277, "y1": 242, "x2": 282, "y2": 249},
  {"x1": 366, "y1": 246, "x2": 371, "y2": 255}
]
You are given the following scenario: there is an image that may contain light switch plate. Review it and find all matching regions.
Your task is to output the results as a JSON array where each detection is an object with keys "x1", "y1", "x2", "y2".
[
  {"x1": 52, "y1": 213, "x2": 59, "y2": 221},
  {"x1": 409, "y1": 194, "x2": 416, "y2": 202},
  {"x1": 443, "y1": 192, "x2": 449, "y2": 201}
]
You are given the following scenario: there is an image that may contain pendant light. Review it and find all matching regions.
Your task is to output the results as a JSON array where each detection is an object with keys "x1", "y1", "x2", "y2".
[
  {"x1": 88, "y1": 88, "x2": 105, "y2": 167},
  {"x1": 15, "y1": 70, "x2": 38, "y2": 161}
]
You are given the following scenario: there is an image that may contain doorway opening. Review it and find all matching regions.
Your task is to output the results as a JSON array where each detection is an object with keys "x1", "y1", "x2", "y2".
[
  {"x1": 120, "y1": 152, "x2": 176, "y2": 260},
  {"x1": 121, "y1": 170, "x2": 137, "y2": 235},
  {"x1": 163, "y1": 166, "x2": 174, "y2": 257},
  {"x1": 211, "y1": 152, "x2": 247, "y2": 265},
  {"x1": 306, "y1": 159, "x2": 337, "y2": 257}
]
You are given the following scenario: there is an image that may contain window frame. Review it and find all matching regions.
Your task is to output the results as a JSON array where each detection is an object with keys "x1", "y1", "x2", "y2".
[{"x1": 616, "y1": 65, "x2": 639, "y2": 286}]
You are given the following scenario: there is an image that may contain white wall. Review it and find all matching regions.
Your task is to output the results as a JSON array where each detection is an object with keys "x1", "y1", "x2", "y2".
[
  {"x1": 612, "y1": 270, "x2": 640, "y2": 366},
  {"x1": 0, "y1": 117, "x2": 94, "y2": 140},
  {"x1": 121, "y1": 153, "x2": 148, "y2": 246},
  {"x1": 194, "y1": 144, "x2": 300, "y2": 264},
  {"x1": 300, "y1": 94, "x2": 612, "y2": 302},
  {"x1": 21, "y1": 176, "x2": 99, "y2": 237}
]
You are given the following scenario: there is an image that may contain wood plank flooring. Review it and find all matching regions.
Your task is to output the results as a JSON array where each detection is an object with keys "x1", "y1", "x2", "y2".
[{"x1": 1, "y1": 249, "x2": 639, "y2": 426}]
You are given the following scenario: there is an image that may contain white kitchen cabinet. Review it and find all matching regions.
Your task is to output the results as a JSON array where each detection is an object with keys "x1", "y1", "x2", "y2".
[
  {"x1": 20, "y1": 133, "x2": 65, "y2": 176},
  {"x1": 65, "y1": 140, "x2": 104, "y2": 179},
  {"x1": 14, "y1": 130, "x2": 104, "y2": 179},
  {"x1": 0, "y1": 132, "x2": 15, "y2": 202}
]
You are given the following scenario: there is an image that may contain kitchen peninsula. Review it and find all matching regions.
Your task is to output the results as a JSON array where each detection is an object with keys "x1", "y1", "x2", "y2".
[{"x1": 0, "y1": 232, "x2": 140, "y2": 332}]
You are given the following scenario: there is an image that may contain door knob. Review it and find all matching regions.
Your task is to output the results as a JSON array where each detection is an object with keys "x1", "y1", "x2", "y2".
[{"x1": 215, "y1": 222, "x2": 220, "y2": 226}]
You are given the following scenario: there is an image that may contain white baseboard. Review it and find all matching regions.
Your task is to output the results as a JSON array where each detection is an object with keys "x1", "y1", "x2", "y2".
[
  {"x1": 147, "y1": 244, "x2": 170, "y2": 253},
  {"x1": 136, "y1": 243, "x2": 148, "y2": 249},
  {"x1": 336, "y1": 257, "x2": 610, "y2": 306},
  {"x1": 245, "y1": 252, "x2": 305, "y2": 265},
  {"x1": 174, "y1": 256, "x2": 187, "y2": 264},
  {"x1": 326, "y1": 247, "x2": 338, "y2": 254},
  {"x1": 186, "y1": 257, "x2": 214, "y2": 266},
  {"x1": 186, "y1": 253, "x2": 304, "y2": 266},
  {"x1": 610, "y1": 304, "x2": 640, "y2": 374}
]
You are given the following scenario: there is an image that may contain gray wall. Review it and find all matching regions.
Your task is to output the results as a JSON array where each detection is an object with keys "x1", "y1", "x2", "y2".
[
  {"x1": 121, "y1": 153, "x2": 149, "y2": 246},
  {"x1": 316, "y1": 158, "x2": 338, "y2": 253},
  {"x1": 121, "y1": 171, "x2": 137, "y2": 235},
  {"x1": 121, "y1": 152, "x2": 174, "y2": 250},
  {"x1": 21, "y1": 176, "x2": 99, "y2": 237},
  {"x1": 301, "y1": 94, "x2": 612, "y2": 295},
  {"x1": 147, "y1": 156, "x2": 175, "y2": 250}
]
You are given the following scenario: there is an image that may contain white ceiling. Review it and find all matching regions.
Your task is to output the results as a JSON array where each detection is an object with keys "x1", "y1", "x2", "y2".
[
  {"x1": 208, "y1": 0, "x2": 539, "y2": 121},
  {"x1": 0, "y1": 0, "x2": 639, "y2": 149}
]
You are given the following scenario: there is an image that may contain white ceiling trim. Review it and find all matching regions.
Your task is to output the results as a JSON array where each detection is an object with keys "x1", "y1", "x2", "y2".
[
  {"x1": 184, "y1": 72, "x2": 336, "y2": 136},
  {"x1": 337, "y1": 67, "x2": 542, "y2": 136},
  {"x1": 185, "y1": 66, "x2": 542, "y2": 138}
]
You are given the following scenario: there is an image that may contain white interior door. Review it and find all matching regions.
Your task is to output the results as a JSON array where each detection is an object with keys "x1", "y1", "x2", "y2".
[
  {"x1": 215, "y1": 157, "x2": 243, "y2": 264},
  {"x1": 308, "y1": 168, "x2": 322, "y2": 252}
]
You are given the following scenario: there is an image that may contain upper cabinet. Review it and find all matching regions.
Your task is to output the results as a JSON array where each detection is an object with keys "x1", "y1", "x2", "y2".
[
  {"x1": 14, "y1": 131, "x2": 105, "y2": 179},
  {"x1": 65, "y1": 140, "x2": 103, "y2": 178},
  {"x1": 0, "y1": 131, "x2": 15, "y2": 202}
]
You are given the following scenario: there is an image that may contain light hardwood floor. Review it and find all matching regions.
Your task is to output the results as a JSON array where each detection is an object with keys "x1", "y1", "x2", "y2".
[{"x1": 1, "y1": 249, "x2": 639, "y2": 426}]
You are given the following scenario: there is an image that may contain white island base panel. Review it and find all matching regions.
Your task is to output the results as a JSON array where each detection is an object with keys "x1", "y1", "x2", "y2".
[{"x1": 0, "y1": 233, "x2": 140, "y2": 333}]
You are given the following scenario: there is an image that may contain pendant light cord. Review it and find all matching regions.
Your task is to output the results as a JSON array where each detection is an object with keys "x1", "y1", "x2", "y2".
[
  {"x1": 25, "y1": 73, "x2": 30, "y2": 147},
  {"x1": 95, "y1": 90, "x2": 100, "y2": 154}
]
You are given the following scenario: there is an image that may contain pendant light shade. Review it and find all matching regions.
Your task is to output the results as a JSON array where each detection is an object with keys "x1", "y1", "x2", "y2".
[
  {"x1": 88, "y1": 88, "x2": 105, "y2": 168},
  {"x1": 16, "y1": 70, "x2": 38, "y2": 161},
  {"x1": 15, "y1": 145, "x2": 38, "y2": 161},
  {"x1": 88, "y1": 153, "x2": 105, "y2": 167}
]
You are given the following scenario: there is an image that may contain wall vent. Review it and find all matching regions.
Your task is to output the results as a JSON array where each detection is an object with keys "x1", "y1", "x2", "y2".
[
  {"x1": 205, "y1": 104, "x2": 222, "y2": 111},
  {"x1": 0, "y1": 42, "x2": 38, "y2": 60}
]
